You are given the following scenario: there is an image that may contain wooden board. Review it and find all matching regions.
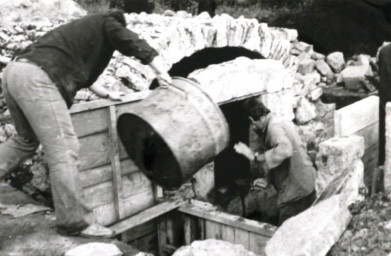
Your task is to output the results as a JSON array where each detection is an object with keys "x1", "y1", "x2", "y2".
[
  {"x1": 334, "y1": 96, "x2": 379, "y2": 137},
  {"x1": 109, "y1": 199, "x2": 186, "y2": 236},
  {"x1": 176, "y1": 200, "x2": 276, "y2": 256}
]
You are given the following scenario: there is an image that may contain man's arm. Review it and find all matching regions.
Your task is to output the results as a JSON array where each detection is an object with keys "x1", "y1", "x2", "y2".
[
  {"x1": 263, "y1": 124, "x2": 293, "y2": 170},
  {"x1": 104, "y1": 17, "x2": 171, "y2": 86},
  {"x1": 89, "y1": 83, "x2": 124, "y2": 101}
]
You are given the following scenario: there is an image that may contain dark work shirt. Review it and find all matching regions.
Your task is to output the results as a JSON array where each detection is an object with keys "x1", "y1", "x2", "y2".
[{"x1": 17, "y1": 11, "x2": 158, "y2": 107}]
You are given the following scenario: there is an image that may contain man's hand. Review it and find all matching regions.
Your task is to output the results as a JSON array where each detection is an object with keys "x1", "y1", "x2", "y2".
[
  {"x1": 234, "y1": 142, "x2": 254, "y2": 161},
  {"x1": 251, "y1": 178, "x2": 268, "y2": 190},
  {"x1": 107, "y1": 91, "x2": 125, "y2": 101}
]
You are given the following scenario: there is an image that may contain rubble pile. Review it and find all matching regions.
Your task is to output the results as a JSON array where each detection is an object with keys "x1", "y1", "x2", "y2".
[{"x1": 329, "y1": 193, "x2": 391, "y2": 256}]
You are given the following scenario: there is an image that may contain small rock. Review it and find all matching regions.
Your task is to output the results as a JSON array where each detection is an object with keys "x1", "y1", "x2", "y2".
[{"x1": 326, "y1": 52, "x2": 345, "y2": 73}]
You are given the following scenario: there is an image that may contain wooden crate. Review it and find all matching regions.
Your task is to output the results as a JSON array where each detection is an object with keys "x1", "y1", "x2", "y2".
[
  {"x1": 69, "y1": 91, "x2": 158, "y2": 226},
  {"x1": 157, "y1": 200, "x2": 276, "y2": 256}
]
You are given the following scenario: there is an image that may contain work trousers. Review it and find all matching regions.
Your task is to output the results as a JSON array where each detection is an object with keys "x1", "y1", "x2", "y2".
[
  {"x1": 0, "y1": 60, "x2": 90, "y2": 230},
  {"x1": 278, "y1": 190, "x2": 316, "y2": 225}
]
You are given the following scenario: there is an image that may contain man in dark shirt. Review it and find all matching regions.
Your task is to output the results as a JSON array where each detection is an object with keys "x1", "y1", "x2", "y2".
[
  {"x1": 234, "y1": 98, "x2": 316, "y2": 225},
  {"x1": 0, "y1": 11, "x2": 171, "y2": 237}
]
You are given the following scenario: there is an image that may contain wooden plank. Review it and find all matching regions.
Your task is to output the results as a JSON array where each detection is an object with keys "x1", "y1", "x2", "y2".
[
  {"x1": 129, "y1": 232, "x2": 157, "y2": 254},
  {"x1": 84, "y1": 181, "x2": 114, "y2": 208},
  {"x1": 157, "y1": 217, "x2": 168, "y2": 256},
  {"x1": 121, "y1": 220, "x2": 156, "y2": 242},
  {"x1": 353, "y1": 122, "x2": 378, "y2": 150},
  {"x1": 121, "y1": 171, "x2": 153, "y2": 198},
  {"x1": 109, "y1": 199, "x2": 186, "y2": 236},
  {"x1": 234, "y1": 229, "x2": 250, "y2": 249},
  {"x1": 221, "y1": 225, "x2": 235, "y2": 244},
  {"x1": 79, "y1": 159, "x2": 137, "y2": 189},
  {"x1": 71, "y1": 108, "x2": 108, "y2": 138},
  {"x1": 334, "y1": 95, "x2": 378, "y2": 136},
  {"x1": 78, "y1": 132, "x2": 110, "y2": 170},
  {"x1": 108, "y1": 105, "x2": 124, "y2": 220},
  {"x1": 83, "y1": 171, "x2": 153, "y2": 208},
  {"x1": 178, "y1": 201, "x2": 276, "y2": 237},
  {"x1": 70, "y1": 91, "x2": 150, "y2": 114},
  {"x1": 205, "y1": 220, "x2": 222, "y2": 240},
  {"x1": 184, "y1": 215, "x2": 197, "y2": 245},
  {"x1": 249, "y1": 232, "x2": 267, "y2": 256},
  {"x1": 92, "y1": 190, "x2": 155, "y2": 226},
  {"x1": 198, "y1": 219, "x2": 206, "y2": 240}
]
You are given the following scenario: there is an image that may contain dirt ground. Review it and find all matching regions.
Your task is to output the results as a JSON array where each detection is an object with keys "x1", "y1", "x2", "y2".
[
  {"x1": 329, "y1": 193, "x2": 391, "y2": 256},
  {"x1": 0, "y1": 183, "x2": 140, "y2": 256}
]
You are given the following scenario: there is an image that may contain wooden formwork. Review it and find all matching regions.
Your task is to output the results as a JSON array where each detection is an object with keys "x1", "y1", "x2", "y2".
[
  {"x1": 68, "y1": 90, "x2": 272, "y2": 254},
  {"x1": 157, "y1": 200, "x2": 276, "y2": 256}
]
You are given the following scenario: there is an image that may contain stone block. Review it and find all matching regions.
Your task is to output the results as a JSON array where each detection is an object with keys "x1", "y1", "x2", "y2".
[
  {"x1": 307, "y1": 85, "x2": 323, "y2": 101},
  {"x1": 315, "y1": 135, "x2": 364, "y2": 194},
  {"x1": 341, "y1": 64, "x2": 372, "y2": 91},
  {"x1": 315, "y1": 59, "x2": 333, "y2": 77},
  {"x1": 311, "y1": 51, "x2": 325, "y2": 60},
  {"x1": 326, "y1": 51, "x2": 345, "y2": 73},
  {"x1": 188, "y1": 58, "x2": 293, "y2": 105},
  {"x1": 297, "y1": 58, "x2": 316, "y2": 75},
  {"x1": 295, "y1": 97, "x2": 317, "y2": 124},
  {"x1": 293, "y1": 41, "x2": 313, "y2": 53},
  {"x1": 297, "y1": 72, "x2": 321, "y2": 93}
]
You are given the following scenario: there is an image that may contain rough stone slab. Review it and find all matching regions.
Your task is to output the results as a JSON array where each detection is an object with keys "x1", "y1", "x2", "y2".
[
  {"x1": 297, "y1": 58, "x2": 316, "y2": 75},
  {"x1": 266, "y1": 159, "x2": 364, "y2": 256},
  {"x1": 265, "y1": 194, "x2": 351, "y2": 256},
  {"x1": 326, "y1": 52, "x2": 345, "y2": 73},
  {"x1": 384, "y1": 103, "x2": 391, "y2": 192},
  {"x1": 295, "y1": 97, "x2": 317, "y2": 124},
  {"x1": 293, "y1": 41, "x2": 313, "y2": 53},
  {"x1": 315, "y1": 135, "x2": 364, "y2": 194}
]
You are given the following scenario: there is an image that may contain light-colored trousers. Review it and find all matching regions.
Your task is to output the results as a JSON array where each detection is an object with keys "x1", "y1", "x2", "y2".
[{"x1": 0, "y1": 60, "x2": 90, "y2": 228}]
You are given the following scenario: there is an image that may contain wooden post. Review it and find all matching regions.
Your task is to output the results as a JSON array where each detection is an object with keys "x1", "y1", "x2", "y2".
[{"x1": 108, "y1": 105, "x2": 125, "y2": 220}]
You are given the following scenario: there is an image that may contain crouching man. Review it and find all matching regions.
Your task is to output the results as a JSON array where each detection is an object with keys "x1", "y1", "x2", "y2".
[{"x1": 234, "y1": 98, "x2": 316, "y2": 225}]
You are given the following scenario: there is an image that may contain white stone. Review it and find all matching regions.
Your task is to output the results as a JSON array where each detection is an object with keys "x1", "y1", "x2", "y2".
[
  {"x1": 293, "y1": 41, "x2": 313, "y2": 53},
  {"x1": 315, "y1": 59, "x2": 333, "y2": 77},
  {"x1": 65, "y1": 243, "x2": 122, "y2": 256},
  {"x1": 326, "y1": 52, "x2": 345, "y2": 73},
  {"x1": 341, "y1": 64, "x2": 372, "y2": 91},
  {"x1": 212, "y1": 14, "x2": 232, "y2": 47},
  {"x1": 297, "y1": 58, "x2": 316, "y2": 75},
  {"x1": 243, "y1": 18, "x2": 261, "y2": 52},
  {"x1": 308, "y1": 85, "x2": 323, "y2": 101},
  {"x1": 173, "y1": 239, "x2": 256, "y2": 256},
  {"x1": 295, "y1": 97, "x2": 317, "y2": 124},
  {"x1": 315, "y1": 136, "x2": 364, "y2": 194}
]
